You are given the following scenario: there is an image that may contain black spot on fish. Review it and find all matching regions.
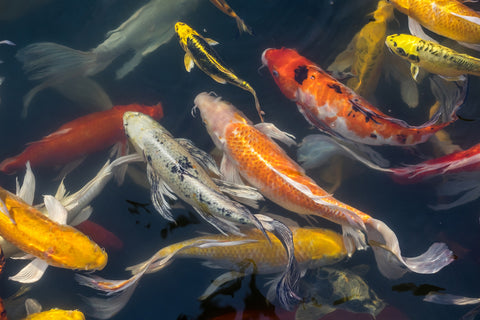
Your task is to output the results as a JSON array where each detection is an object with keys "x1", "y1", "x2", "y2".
[
  {"x1": 396, "y1": 134, "x2": 407, "y2": 144},
  {"x1": 349, "y1": 99, "x2": 380, "y2": 124},
  {"x1": 396, "y1": 47, "x2": 407, "y2": 57},
  {"x1": 370, "y1": 133, "x2": 377, "y2": 139},
  {"x1": 327, "y1": 83, "x2": 343, "y2": 94},
  {"x1": 146, "y1": 155, "x2": 152, "y2": 163},
  {"x1": 408, "y1": 54, "x2": 420, "y2": 63},
  {"x1": 393, "y1": 41, "x2": 397, "y2": 47},
  {"x1": 294, "y1": 65, "x2": 309, "y2": 85}
]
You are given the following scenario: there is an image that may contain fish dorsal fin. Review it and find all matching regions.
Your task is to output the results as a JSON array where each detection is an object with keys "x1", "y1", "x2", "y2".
[
  {"x1": 25, "y1": 298, "x2": 42, "y2": 315},
  {"x1": 254, "y1": 123, "x2": 296, "y2": 147},
  {"x1": 175, "y1": 138, "x2": 221, "y2": 176},
  {"x1": 184, "y1": 53, "x2": 195, "y2": 72},
  {"x1": 9, "y1": 258, "x2": 49, "y2": 283},
  {"x1": 16, "y1": 162, "x2": 35, "y2": 205},
  {"x1": 43, "y1": 195, "x2": 68, "y2": 225}
]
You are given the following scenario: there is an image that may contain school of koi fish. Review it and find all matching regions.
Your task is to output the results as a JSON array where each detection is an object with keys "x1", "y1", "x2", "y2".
[{"x1": 1, "y1": 0, "x2": 480, "y2": 319}]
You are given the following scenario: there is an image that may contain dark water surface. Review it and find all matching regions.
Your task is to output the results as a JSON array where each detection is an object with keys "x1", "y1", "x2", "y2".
[{"x1": 1, "y1": 0, "x2": 480, "y2": 319}]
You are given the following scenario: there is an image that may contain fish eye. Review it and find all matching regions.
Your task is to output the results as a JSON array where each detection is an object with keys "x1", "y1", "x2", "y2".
[{"x1": 272, "y1": 69, "x2": 279, "y2": 78}]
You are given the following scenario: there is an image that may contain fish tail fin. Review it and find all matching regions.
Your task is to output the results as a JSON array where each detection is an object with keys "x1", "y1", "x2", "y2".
[
  {"x1": 235, "y1": 16, "x2": 253, "y2": 35},
  {"x1": 255, "y1": 214, "x2": 301, "y2": 310},
  {"x1": 249, "y1": 87, "x2": 264, "y2": 122},
  {"x1": 428, "y1": 75, "x2": 467, "y2": 127},
  {"x1": 0, "y1": 155, "x2": 21, "y2": 175},
  {"x1": 16, "y1": 42, "x2": 110, "y2": 115},
  {"x1": 366, "y1": 218, "x2": 455, "y2": 279}
]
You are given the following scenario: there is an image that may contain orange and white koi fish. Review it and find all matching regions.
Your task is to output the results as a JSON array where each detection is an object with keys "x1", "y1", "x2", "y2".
[
  {"x1": 77, "y1": 227, "x2": 346, "y2": 318},
  {"x1": 388, "y1": 0, "x2": 480, "y2": 51},
  {"x1": 262, "y1": 48, "x2": 466, "y2": 146},
  {"x1": 0, "y1": 185, "x2": 107, "y2": 283},
  {"x1": 193, "y1": 92, "x2": 455, "y2": 279}
]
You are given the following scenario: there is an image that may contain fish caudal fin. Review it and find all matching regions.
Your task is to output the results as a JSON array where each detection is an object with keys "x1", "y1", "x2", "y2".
[
  {"x1": 366, "y1": 218, "x2": 455, "y2": 279},
  {"x1": 429, "y1": 75, "x2": 467, "y2": 126},
  {"x1": 235, "y1": 16, "x2": 253, "y2": 35}
]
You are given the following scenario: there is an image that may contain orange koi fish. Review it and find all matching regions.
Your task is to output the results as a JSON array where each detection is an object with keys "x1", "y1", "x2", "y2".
[
  {"x1": 193, "y1": 92, "x2": 455, "y2": 279},
  {"x1": 0, "y1": 186, "x2": 107, "y2": 283},
  {"x1": 261, "y1": 48, "x2": 466, "y2": 146},
  {"x1": 0, "y1": 103, "x2": 163, "y2": 175},
  {"x1": 388, "y1": 0, "x2": 480, "y2": 51},
  {"x1": 209, "y1": 0, "x2": 252, "y2": 35}
]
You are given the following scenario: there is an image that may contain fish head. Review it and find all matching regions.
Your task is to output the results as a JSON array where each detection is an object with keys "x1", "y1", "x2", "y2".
[
  {"x1": 385, "y1": 34, "x2": 420, "y2": 64},
  {"x1": 88, "y1": 245, "x2": 108, "y2": 271},
  {"x1": 175, "y1": 21, "x2": 195, "y2": 48},
  {"x1": 194, "y1": 92, "x2": 251, "y2": 149},
  {"x1": 261, "y1": 48, "x2": 311, "y2": 101},
  {"x1": 373, "y1": 0, "x2": 394, "y2": 22},
  {"x1": 384, "y1": 0, "x2": 409, "y2": 13}
]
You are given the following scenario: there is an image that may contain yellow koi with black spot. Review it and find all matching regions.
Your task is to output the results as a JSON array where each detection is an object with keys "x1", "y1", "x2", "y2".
[
  {"x1": 386, "y1": 33, "x2": 480, "y2": 80},
  {"x1": 174, "y1": 21, "x2": 264, "y2": 121}
]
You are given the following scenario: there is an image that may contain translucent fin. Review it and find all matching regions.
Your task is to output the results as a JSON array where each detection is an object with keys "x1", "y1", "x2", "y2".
[
  {"x1": 198, "y1": 271, "x2": 245, "y2": 300},
  {"x1": 342, "y1": 225, "x2": 367, "y2": 256},
  {"x1": 254, "y1": 123, "x2": 296, "y2": 147},
  {"x1": 205, "y1": 38, "x2": 219, "y2": 46},
  {"x1": 175, "y1": 138, "x2": 221, "y2": 176},
  {"x1": 9, "y1": 258, "x2": 48, "y2": 283},
  {"x1": 69, "y1": 206, "x2": 93, "y2": 226},
  {"x1": 249, "y1": 86, "x2": 264, "y2": 122},
  {"x1": 212, "y1": 178, "x2": 264, "y2": 208},
  {"x1": 115, "y1": 51, "x2": 143, "y2": 80},
  {"x1": 43, "y1": 195, "x2": 68, "y2": 225},
  {"x1": 428, "y1": 75, "x2": 467, "y2": 125},
  {"x1": 424, "y1": 292, "x2": 480, "y2": 305},
  {"x1": 147, "y1": 163, "x2": 177, "y2": 222},
  {"x1": 366, "y1": 218, "x2": 455, "y2": 279},
  {"x1": 192, "y1": 206, "x2": 242, "y2": 236},
  {"x1": 0, "y1": 198, "x2": 15, "y2": 225},
  {"x1": 53, "y1": 77, "x2": 113, "y2": 111},
  {"x1": 400, "y1": 74, "x2": 419, "y2": 108},
  {"x1": 410, "y1": 64, "x2": 420, "y2": 81},
  {"x1": 430, "y1": 172, "x2": 480, "y2": 210},
  {"x1": 408, "y1": 17, "x2": 438, "y2": 43},
  {"x1": 80, "y1": 284, "x2": 138, "y2": 320},
  {"x1": 220, "y1": 154, "x2": 244, "y2": 185},
  {"x1": 235, "y1": 16, "x2": 252, "y2": 35},
  {"x1": 16, "y1": 161, "x2": 35, "y2": 205},
  {"x1": 184, "y1": 53, "x2": 195, "y2": 72},
  {"x1": 24, "y1": 298, "x2": 42, "y2": 315}
]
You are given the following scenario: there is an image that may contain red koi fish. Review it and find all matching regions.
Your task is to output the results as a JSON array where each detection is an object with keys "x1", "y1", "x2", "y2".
[
  {"x1": 0, "y1": 103, "x2": 164, "y2": 174},
  {"x1": 194, "y1": 92, "x2": 455, "y2": 280},
  {"x1": 75, "y1": 220, "x2": 123, "y2": 252},
  {"x1": 261, "y1": 48, "x2": 465, "y2": 146}
]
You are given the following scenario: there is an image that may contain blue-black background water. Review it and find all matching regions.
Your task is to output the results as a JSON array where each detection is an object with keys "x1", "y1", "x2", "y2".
[{"x1": 1, "y1": 0, "x2": 480, "y2": 319}]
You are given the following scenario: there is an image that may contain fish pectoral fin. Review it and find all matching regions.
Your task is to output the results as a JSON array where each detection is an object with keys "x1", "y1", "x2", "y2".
[
  {"x1": 43, "y1": 195, "x2": 68, "y2": 225},
  {"x1": 175, "y1": 138, "x2": 221, "y2": 176},
  {"x1": 0, "y1": 198, "x2": 16, "y2": 225},
  {"x1": 184, "y1": 53, "x2": 195, "y2": 72},
  {"x1": 410, "y1": 64, "x2": 420, "y2": 82},
  {"x1": 199, "y1": 271, "x2": 245, "y2": 300},
  {"x1": 209, "y1": 74, "x2": 228, "y2": 84},
  {"x1": 192, "y1": 206, "x2": 242, "y2": 236},
  {"x1": 408, "y1": 17, "x2": 438, "y2": 43},
  {"x1": 205, "y1": 38, "x2": 219, "y2": 46},
  {"x1": 16, "y1": 161, "x2": 35, "y2": 206},
  {"x1": 254, "y1": 122, "x2": 296, "y2": 147},
  {"x1": 24, "y1": 298, "x2": 42, "y2": 315},
  {"x1": 220, "y1": 155, "x2": 243, "y2": 185},
  {"x1": 212, "y1": 178, "x2": 264, "y2": 209},
  {"x1": 9, "y1": 258, "x2": 49, "y2": 283},
  {"x1": 69, "y1": 206, "x2": 93, "y2": 226},
  {"x1": 146, "y1": 163, "x2": 177, "y2": 222}
]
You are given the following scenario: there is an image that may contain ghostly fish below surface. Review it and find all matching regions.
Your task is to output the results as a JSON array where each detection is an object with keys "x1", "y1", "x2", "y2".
[
  {"x1": 262, "y1": 48, "x2": 466, "y2": 146},
  {"x1": 0, "y1": 186, "x2": 107, "y2": 283},
  {"x1": 193, "y1": 92, "x2": 455, "y2": 279},
  {"x1": 174, "y1": 22, "x2": 264, "y2": 122},
  {"x1": 0, "y1": 103, "x2": 163, "y2": 175},
  {"x1": 16, "y1": 0, "x2": 198, "y2": 116},
  {"x1": 208, "y1": 0, "x2": 252, "y2": 35},
  {"x1": 76, "y1": 227, "x2": 346, "y2": 318},
  {"x1": 387, "y1": 0, "x2": 480, "y2": 51}
]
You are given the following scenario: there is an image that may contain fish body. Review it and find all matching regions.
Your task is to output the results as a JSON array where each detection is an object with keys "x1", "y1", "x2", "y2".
[
  {"x1": 175, "y1": 22, "x2": 263, "y2": 121},
  {"x1": 0, "y1": 187, "x2": 107, "y2": 271},
  {"x1": 386, "y1": 34, "x2": 480, "y2": 80},
  {"x1": 262, "y1": 48, "x2": 461, "y2": 146},
  {"x1": 388, "y1": 0, "x2": 480, "y2": 45},
  {"x1": 208, "y1": 0, "x2": 252, "y2": 35},
  {"x1": 194, "y1": 92, "x2": 455, "y2": 279},
  {"x1": 23, "y1": 309, "x2": 85, "y2": 320},
  {"x1": 0, "y1": 103, "x2": 163, "y2": 174}
]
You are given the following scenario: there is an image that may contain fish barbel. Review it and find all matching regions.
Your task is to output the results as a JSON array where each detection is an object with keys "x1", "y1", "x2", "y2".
[{"x1": 193, "y1": 92, "x2": 455, "y2": 279}]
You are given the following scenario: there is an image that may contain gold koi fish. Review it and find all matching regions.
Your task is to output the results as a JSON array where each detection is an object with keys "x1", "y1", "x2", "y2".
[{"x1": 174, "y1": 21, "x2": 264, "y2": 121}]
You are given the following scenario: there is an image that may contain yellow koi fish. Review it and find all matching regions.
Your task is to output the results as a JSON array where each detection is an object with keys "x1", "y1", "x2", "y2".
[
  {"x1": 76, "y1": 227, "x2": 346, "y2": 318},
  {"x1": 386, "y1": 33, "x2": 480, "y2": 81},
  {"x1": 328, "y1": 0, "x2": 394, "y2": 98},
  {"x1": 0, "y1": 186, "x2": 107, "y2": 283},
  {"x1": 209, "y1": 0, "x2": 252, "y2": 35},
  {"x1": 23, "y1": 309, "x2": 85, "y2": 320},
  {"x1": 174, "y1": 22, "x2": 264, "y2": 121}
]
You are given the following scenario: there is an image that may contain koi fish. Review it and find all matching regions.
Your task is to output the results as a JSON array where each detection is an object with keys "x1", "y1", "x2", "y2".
[
  {"x1": 16, "y1": 0, "x2": 198, "y2": 115},
  {"x1": 194, "y1": 92, "x2": 455, "y2": 279},
  {"x1": 387, "y1": 0, "x2": 480, "y2": 51},
  {"x1": 0, "y1": 186, "x2": 107, "y2": 283},
  {"x1": 75, "y1": 221, "x2": 123, "y2": 252},
  {"x1": 0, "y1": 298, "x2": 5, "y2": 320},
  {"x1": 76, "y1": 227, "x2": 345, "y2": 318},
  {"x1": 328, "y1": 0, "x2": 394, "y2": 98},
  {"x1": 386, "y1": 34, "x2": 480, "y2": 81},
  {"x1": 24, "y1": 309, "x2": 85, "y2": 320},
  {"x1": 0, "y1": 103, "x2": 163, "y2": 175},
  {"x1": 209, "y1": 0, "x2": 252, "y2": 35},
  {"x1": 262, "y1": 48, "x2": 466, "y2": 146},
  {"x1": 174, "y1": 22, "x2": 264, "y2": 121}
]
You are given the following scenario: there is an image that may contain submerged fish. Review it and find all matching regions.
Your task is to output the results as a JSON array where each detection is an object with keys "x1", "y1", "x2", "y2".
[
  {"x1": 77, "y1": 227, "x2": 345, "y2": 318},
  {"x1": 194, "y1": 92, "x2": 455, "y2": 280},
  {"x1": 262, "y1": 47, "x2": 466, "y2": 146},
  {"x1": 208, "y1": 0, "x2": 252, "y2": 35},
  {"x1": 0, "y1": 103, "x2": 163, "y2": 175},
  {"x1": 388, "y1": 0, "x2": 480, "y2": 51},
  {"x1": 174, "y1": 22, "x2": 264, "y2": 121},
  {"x1": 21, "y1": 298, "x2": 85, "y2": 320},
  {"x1": 386, "y1": 34, "x2": 480, "y2": 81}
]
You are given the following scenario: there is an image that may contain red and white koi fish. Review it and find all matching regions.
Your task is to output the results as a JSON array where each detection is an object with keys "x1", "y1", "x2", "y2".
[
  {"x1": 261, "y1": 48, "x2": 466, "y2": 146},
  {"x1": 0, "y1": 103, "x2": 163, "y2": 175},
  {"x1": 193, "y1": 92, "x2": 455, "y2": 279}
]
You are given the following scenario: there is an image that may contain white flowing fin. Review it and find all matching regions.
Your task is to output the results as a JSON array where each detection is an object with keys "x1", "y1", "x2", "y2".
[
  {"x1": 212, "y1": 178, "x2": 264, "y2": 208},
  {"x1": 192, "y1": 206, "x2": 242, "y2": 236},
  {"x1": 198, "y1": 271, "x2": 245, "y2": 300},
  {"x1": 109, "y1": 142, "x2": 132, "y2": 185},
  {"x1": 9, "y1": 258, "x2": 49, "y2": 283},
  {"x1": 81, "y1": 283, "x2": 138, "y2": 320},
  {"x1": 24, "y1": 298, "x2": 42, "y2": 315},
  {"x1": 16, "y1": 162, "x2": 35, "y2": 205},
  {"x1": 146, "y1": 163, "x2": 177, "y2": 222},
  {"x1": 254, "y1": 123, "x2": 296, "y2": 147},
  {"x1": 175, "y1": 138, "x2": 221, "y2": 176},
  {"x1": 69, "y1": 206, "x2": 93, "y2": 226},
  {"x1": 424, "y1": 292, "x2": 480, "y2": 305},
  {"x1": 408, "y1": 17, "x2": 438, "y2": 43},
  {"x1": 220, "y1": 154, "x2": 243, "y2": 185},
  {"x1": 53, "y1": 77, "x2": 113, "y2": 111},
  {"x1": 54, "y1": 178, "x2": 68, "y2": 201},
  {"x1": 43, "y1": 195, "x2": 68, "y2": 225},
  {"x1": 0, "y1": 198, "x2": 16, "y2": 225},
  {"x1": 430, "y1": 172, "x2": 480, "y2": 210},
  {"x1": 429, "y1": 75, "x2": 468, "y2": 125},
  {"x1": 10, "y1": 253, "x2": 35, "y2": 260},
  {"x1": 366, "y1": 218, "x2": 454, "y2": 279}
]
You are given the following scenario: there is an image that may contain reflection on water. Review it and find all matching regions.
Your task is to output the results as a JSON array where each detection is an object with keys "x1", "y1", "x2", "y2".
[{"x1": 1, "y1": 0, "x2": 480, "y2": 319}]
